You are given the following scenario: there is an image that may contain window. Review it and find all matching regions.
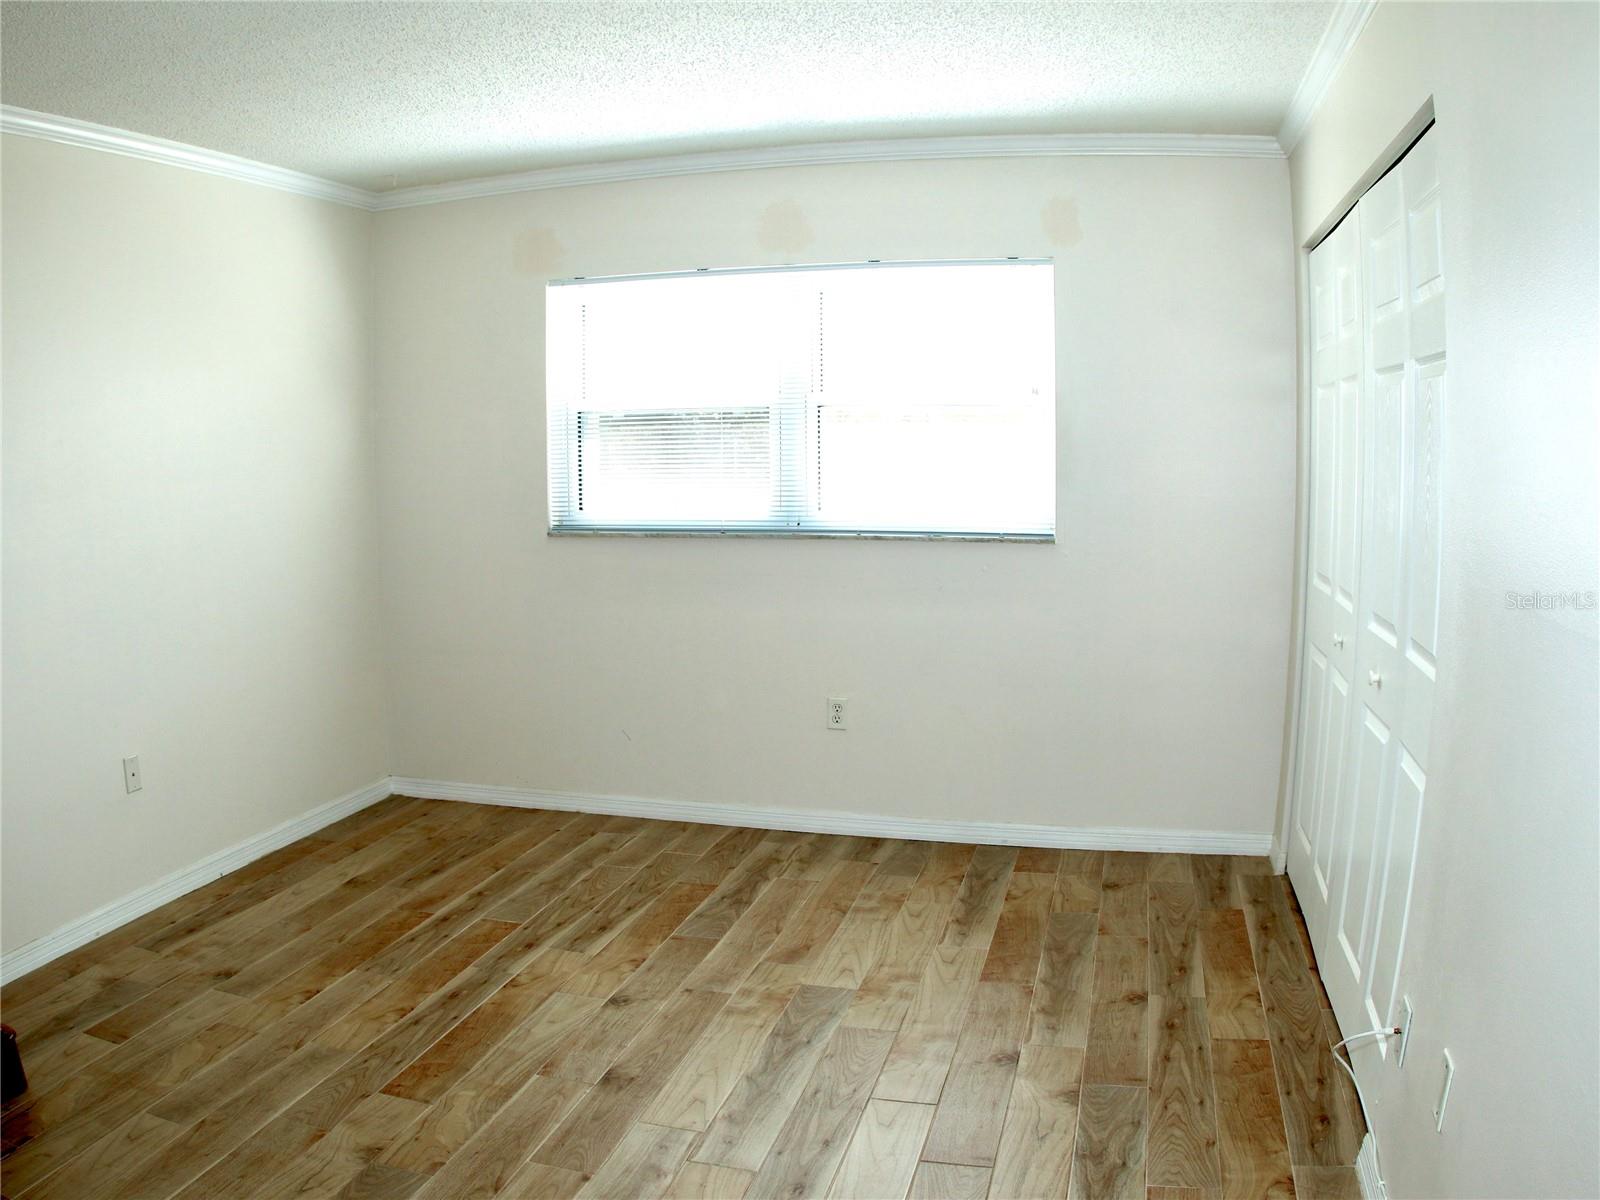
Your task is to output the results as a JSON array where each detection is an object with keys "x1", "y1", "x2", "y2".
[{"x1": 546, "y1": 260, "x2": 1055, "y2": 539}]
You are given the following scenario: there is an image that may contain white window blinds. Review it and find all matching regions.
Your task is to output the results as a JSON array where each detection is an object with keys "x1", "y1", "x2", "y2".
[{"x1": 546, "y1": 260, "x2": 1055, "y2": 538}]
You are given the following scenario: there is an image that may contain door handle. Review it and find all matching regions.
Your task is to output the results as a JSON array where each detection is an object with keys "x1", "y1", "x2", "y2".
[
  {"x1": 1368, "y1": 670, "x2": 1383, "y2": 689},
  {"x1": 1332, "y1": 634, "x2": 1345, "y2": 649}
]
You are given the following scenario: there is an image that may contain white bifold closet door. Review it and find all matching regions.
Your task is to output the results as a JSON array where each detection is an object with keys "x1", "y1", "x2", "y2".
[{"x1": 1289, "y1": 125, "x2": 1445, "y2": 1046}]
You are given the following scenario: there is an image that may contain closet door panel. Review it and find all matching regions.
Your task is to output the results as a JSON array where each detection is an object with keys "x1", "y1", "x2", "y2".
[
  {"x1": 1362, "y1": 129, "x2": 1445, "y2": 1034},
  {"x1": 1288, "y1": 215, "x2": 1363, "y2": 937},
  {"x1": 1317, "y1": 126, "x2": 1446, "y2": 1045}
]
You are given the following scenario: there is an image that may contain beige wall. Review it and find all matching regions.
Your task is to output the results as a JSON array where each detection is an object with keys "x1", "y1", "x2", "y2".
[
  {"x1": 1285, "y1": 4, "x2": 1599, "y2": 1196},
  {"x1": 1, "y1": 135, "x2": 391, "y2": 953},
  {"x1": 372, "y1": 155, "x2": 1297, "y2": 838}
]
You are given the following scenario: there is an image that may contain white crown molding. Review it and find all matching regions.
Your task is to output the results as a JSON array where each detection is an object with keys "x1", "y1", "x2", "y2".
[
  {"x1": 1, "y1": 108, "x2": 1284, "y2": 213},
  {"x1": 391, "y1": 777, "x2": 1276, "y2": 856},
  {"x1": 0, "y1": 776, "x2": 395, "y2": 984},
  {"x1": 369, "y1": 132, "x2": 1285, "y2": 210},
  {"x1": 0, "y1": 105, "x2": 375, "y2": 209},
  {"x1": 1277, "y1": 0, "x2": 1380, "y2": 154}
]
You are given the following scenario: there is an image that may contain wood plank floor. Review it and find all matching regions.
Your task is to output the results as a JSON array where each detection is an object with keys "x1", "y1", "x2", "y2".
[{"x1": 0, "y1": 799, "x2": 1365, "y2": 1199}]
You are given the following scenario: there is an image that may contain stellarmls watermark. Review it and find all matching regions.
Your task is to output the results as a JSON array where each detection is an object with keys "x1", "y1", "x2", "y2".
[{"x1": 1504, "y1": 589, "x2": 1598, "y2": 611}]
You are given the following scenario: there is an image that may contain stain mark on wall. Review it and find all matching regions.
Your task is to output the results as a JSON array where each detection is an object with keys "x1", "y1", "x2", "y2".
[
  {"x1": 756, "y1": 199, "x2": 814, "y2": 255},
  {"x1": 1042, "y1": 196, "x2": 1083, "y2": 248},
  {"x1": 513, "y1": 227, "x2": 566, "y2": 276}
]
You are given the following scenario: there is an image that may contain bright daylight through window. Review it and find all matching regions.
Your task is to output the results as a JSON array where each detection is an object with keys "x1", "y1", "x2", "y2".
[{"x1": 546, "y1": 260, "x2": 1055, "y2": 538}]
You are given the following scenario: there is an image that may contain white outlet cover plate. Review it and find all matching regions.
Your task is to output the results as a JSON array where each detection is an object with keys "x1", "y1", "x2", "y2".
[{"x1": 1435, "y1": 1049, "x2": 1455, "y2": 1131}]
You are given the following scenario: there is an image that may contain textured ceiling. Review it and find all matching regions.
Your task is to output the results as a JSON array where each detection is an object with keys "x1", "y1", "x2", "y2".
[{"x1": 0, "y1": 1, "x2": 1332, "y2": 192}]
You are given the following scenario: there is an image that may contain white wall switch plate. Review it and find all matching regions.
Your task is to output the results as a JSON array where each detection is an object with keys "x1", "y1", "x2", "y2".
[
  {"x1": 123, "y1": 756, "x2": 142, "y2": 794},
  {"x1": 826, "y1": 697, "x2": 847, "y2": 730}
]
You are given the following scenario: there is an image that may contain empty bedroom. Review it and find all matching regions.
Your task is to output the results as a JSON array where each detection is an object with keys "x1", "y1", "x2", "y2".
[{"x1": 1, "y1": 2, "x2": 1595, "y2": 1198}]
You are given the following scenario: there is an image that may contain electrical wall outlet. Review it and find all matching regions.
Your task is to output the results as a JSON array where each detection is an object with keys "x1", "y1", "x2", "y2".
[
  {"x1": 826, "y1": 697, "x2": 848, "y2": 730},
  {"x1": 123, "y1": 756, "x2": 142, "y2": 794},
  {"x1": 1434, "y1": 1050, "x2": 1455, "y2": 1132},
  {"x1": 1397, "y1": 995, "x2": 1415, "y2": 1067}
]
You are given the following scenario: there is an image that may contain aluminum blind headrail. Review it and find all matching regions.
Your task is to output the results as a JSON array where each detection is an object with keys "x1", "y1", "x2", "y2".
[{"x1": 546, "y1": 259, "x2": 1056, "y2": 539}]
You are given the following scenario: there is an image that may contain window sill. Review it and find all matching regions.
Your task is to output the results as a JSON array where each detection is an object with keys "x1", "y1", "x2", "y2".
[{"x1": 546, "y1": 528, "x2": 1055, "y2": 544}]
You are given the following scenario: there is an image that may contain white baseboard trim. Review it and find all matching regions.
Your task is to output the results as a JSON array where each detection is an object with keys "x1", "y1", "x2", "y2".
[
  {"x1": 1, "y1": 775, "x2": 1273, "y2": 984},
  {"x1": 0, "y1": 776, "x2": 395, "y2": 985},
  {"x1": 390, "y1": 777, "x2": 1274, "y2": 857},
  {"x1": 1356, "y1": 1133, "x2": 1387, "y2": 1199}
]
